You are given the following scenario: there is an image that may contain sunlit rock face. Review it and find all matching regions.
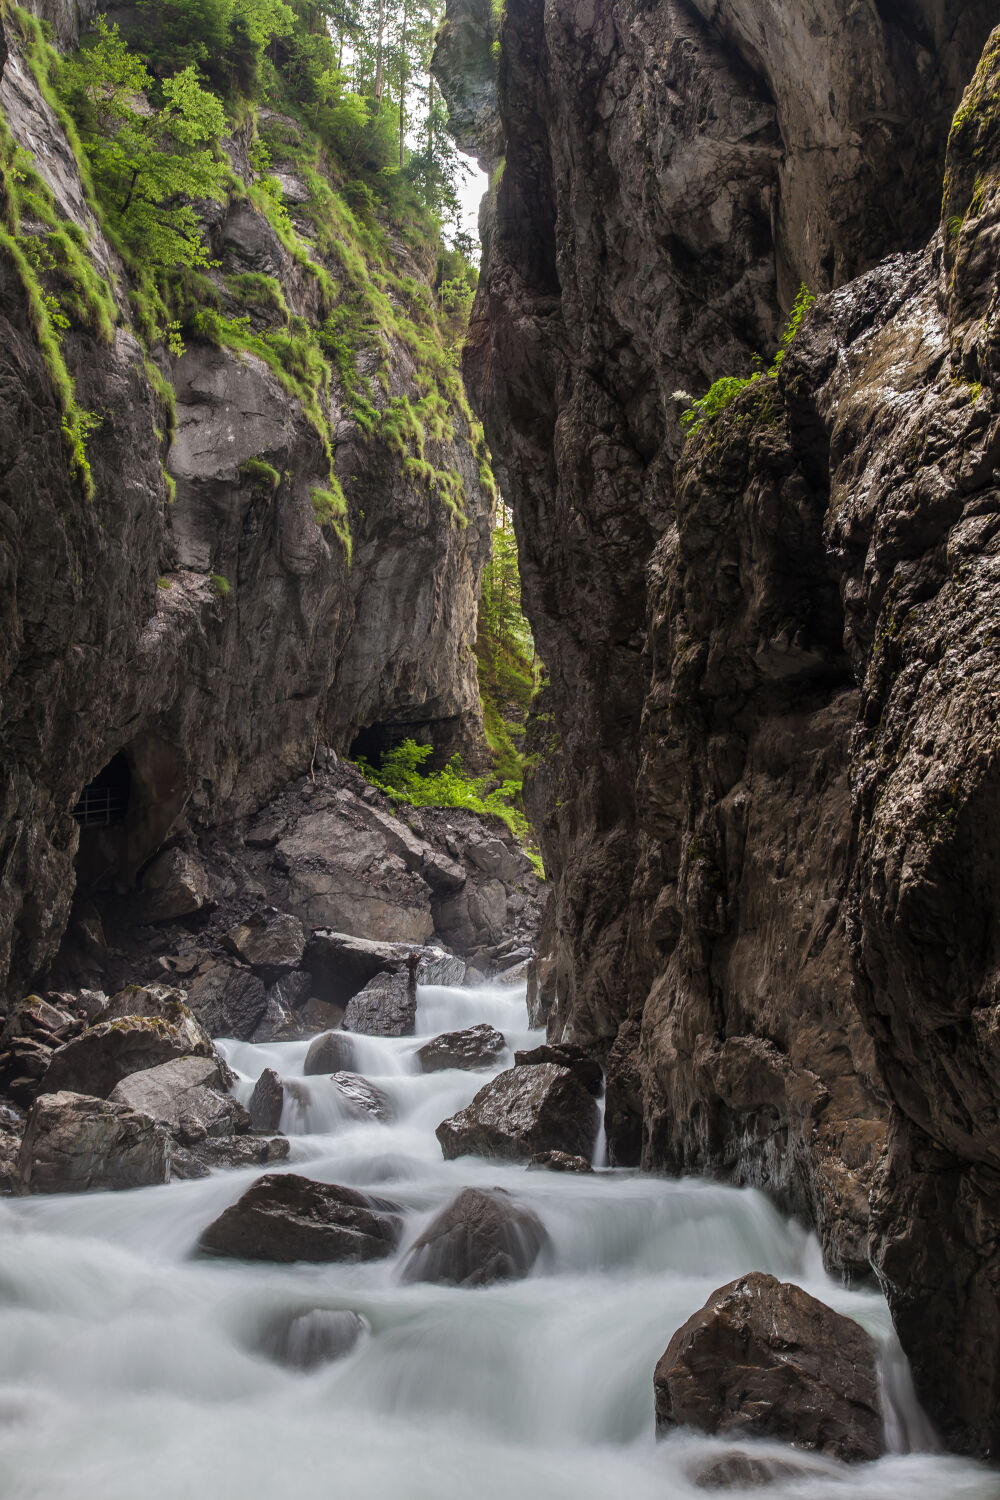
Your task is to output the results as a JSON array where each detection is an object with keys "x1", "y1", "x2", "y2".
[{"x1": 442, "y1": 0, "x2": 1000, "y2": 1454}]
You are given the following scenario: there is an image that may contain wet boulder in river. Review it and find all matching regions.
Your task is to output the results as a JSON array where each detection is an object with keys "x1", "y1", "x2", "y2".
[
  {"x1": 171, "y1": 1134, "x2": 289, "y2": 1179},
  {"x1": 528, "y1": 1150, "x2": 594, "y2": 1173},
  {"x1": 330, "y1": 1071, "x2": 393, "y2": 1122},
  {"x1": 199, "y1": 1172, "x2": 402, "y2": 1262},
  {"x1": 18, "y1": 1090, "x2": 170, "y2": 1193},
  {"x1": 303, "y1": 1029, "x2": 355, "y2": 1075},
  {"x1": 417, "y1": 1023, "x2": 506, "y2": 1073},
  {"x1": 654, "y1": 1272, "x2": 885, "y2": 1463},
  {"x1": 436, "y1": 1063, "x2": 600, "y2": 1164},
  {"x1": 260, "y1": 1307, "x2": 367, "y2": 1369},
  {"x1": 514, "y1": 1042, "x2": 603, "y2": 1097},
  {"x1": 342, "y1": 970, "x2": 416, "y2": 1037},
  {"x1": 400, "y1": 1186, "x2": 548, "y2": 1287},
  {"x1": 248, "y1": 1068, "x2": 285, "y2": 1131}
]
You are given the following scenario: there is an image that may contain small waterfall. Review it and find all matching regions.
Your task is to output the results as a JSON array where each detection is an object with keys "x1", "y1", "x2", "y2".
[{"x1": 0, "y1": 980, "x2": 993, "y2": 1500}]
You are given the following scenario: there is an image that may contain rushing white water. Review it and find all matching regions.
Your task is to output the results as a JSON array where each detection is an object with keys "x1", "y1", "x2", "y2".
[{"x1": 0, "y1": 980, "x2": 996, "y2": 1500}]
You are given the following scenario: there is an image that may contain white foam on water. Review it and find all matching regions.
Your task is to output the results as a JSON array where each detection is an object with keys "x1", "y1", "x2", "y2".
[{"x1": 0, "y1": 980, "x2": 994, "y2": 1500}]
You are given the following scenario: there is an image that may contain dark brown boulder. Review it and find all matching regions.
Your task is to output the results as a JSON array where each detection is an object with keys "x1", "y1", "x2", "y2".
[
  {"x1": 417, "y1": 1023, "x2": 506, "y2": 1073},
  {"x1": 693, "y1": 1453, "x2": 824, "y2": 1490},
  {"x1": 513, "y1": 1042, "x2": 603, "y2": 1096},
  {"x1": 199, "y1": 1172, "x2": 402, "y2": 1263},
  {"x1": 330, "y1": 1071, "x2": 392, "y2": 1121},
  {"x1": 399, "y1": 1187, "x2": 547, "y2": 1287},
  {"x1": 184, "y1": 964, "x2": 269, "y2": 1041},
  {"x1": 259, "y1": 1307, "x2": 366, "y2": 1369},
  {"x1": 342, "y1": 970, "x2": 416, "y2": 1037},
  {"x1": 303, "y1": 1029, "x2": 355, "y2": 1075},
  {"x1": 436, "y1": 1063, "x2": 600, "y2": 1164},
  {"x1": 248, "y1": 1068, "x2": 284, "y2": 1131},
  {"x1": 653, "y1": 1273, "x2": 884, "y2": 1463}
]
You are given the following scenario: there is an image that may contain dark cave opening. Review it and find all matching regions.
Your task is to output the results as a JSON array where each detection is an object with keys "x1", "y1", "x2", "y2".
[{"x1": 71, "y1": 753, "x2": 132, "y2": 828}]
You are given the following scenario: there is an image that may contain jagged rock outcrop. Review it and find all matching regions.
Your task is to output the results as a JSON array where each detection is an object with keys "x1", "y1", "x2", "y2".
[
  {"x1": 436, "y1": 1062, "x2": 600, "y2": 1163},
  {"x1": 0, "y1": 3, "x2": 492, "y2": 1013},
  {"x1": 440, "y1": 0, "x2": 1000, "y2": 1456}
]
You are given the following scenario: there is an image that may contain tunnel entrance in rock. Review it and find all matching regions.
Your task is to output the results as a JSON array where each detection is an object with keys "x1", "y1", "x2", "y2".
[
  {"x1": 72, "y1": 754, "x2": 131, "y2": 827},
  {"x1": 73, "y1": 735, "x2": 185, "y2": 892},
  {"x1": 349, "y1": 715, "x2": 466, "y2": 770}
]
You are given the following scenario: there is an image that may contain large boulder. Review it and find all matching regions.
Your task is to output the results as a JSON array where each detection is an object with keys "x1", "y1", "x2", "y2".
[
  {"x1": 184, "y1": 963, "x2": 268, "y2": 1040},
  {"x1": 514, "y1": 1042, "x2": 603, "y2": 1096},
  {"x1": 199, "y1": 1172, "x2": 402, "y2": 1263},
  {"x1": 303, "y1": 1029, "x2": 355, "y2": 1075},
  {"x1": 40, "y1": 1004, "x2": 215, "y2": 1100},
  {"x1": 436, "y1": 1064, "x2": 600, "y2": 1164},
  {"x1": 417, "y1": 1023, "x2": 506, "y2": 1073},
  {"x1": 304, "y1": 931, "x2": 466, "y2": 1007},
  {"x1": 171, "y1": 1134, "x2": 289, "y2": 1178},
  {"x1": 400, "y1": 1186, "x2": 547, "y2": 1287},
  {"x1": 342, "y1": 971, "x2": 416, "y2": 1037},
  {"x1": 17, "y1": 1091, "x2": 170, "y2": 1193},
  {"x1": 109, "y1": 1057, "x2": 250, "y2": 1145},
  {"x1": 223, "y1": 911, "x2": 306, "y2": 980},
  {"x1": 653, "y1": 1273, "x2": 885, "y2": 1463}
]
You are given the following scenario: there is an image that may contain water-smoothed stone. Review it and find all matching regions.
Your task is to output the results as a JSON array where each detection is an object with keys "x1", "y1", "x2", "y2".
[
  {"x1": 303, "y1": 1029, "x2": 355, "y2": 1075},
  {"x1": 109, "y1": 1056, "x2": 250, "y2": 1144},
  {"x1": 693, "y1": 1453, "x2": 831, "y2": 1490},
  {"x1": 248, "y1": 1068, "x2": 284, "y2": 1131},
  {"x1": 199, "y1": 1172, "x2": 401, "y2": 1262},
  {"x1": 417, "y1": 1023, "x2": 506, "y2": 1073},
  {"x1": 223, "y1": 911, "x2": 306, "y2": 980},
  {"x1": 259, "y1": 1307, "x2": 366, "y2": 1369},
  {"x1": 330, "y1": 1071, "x2": 392, "y2": 1122},
  {"x1": 514, "y1": 1043, "x2": 603, "y2": 1097},
  {"x1": 654, "y1": 1273, "x2": 884, "y2": 1463},
  {"x1": 17, "y1": 1090, "x2": 170, "y2": 1193},
  {"x1": 40, "y1": 1006, "x2": 215, "y2": 1100},
  {"x1": 399, "y1": 1186, "x2": 547, "y2": 1287},
  {"x1": 342, "y1": 970, "x2": 416, "y2": 1037},
  {"x1": 528, "y1": 1150, "x2": 593, "y2": 1174},
  {"x1": 436, "y1": 1063, "x2": 600, "y2": 1164}
]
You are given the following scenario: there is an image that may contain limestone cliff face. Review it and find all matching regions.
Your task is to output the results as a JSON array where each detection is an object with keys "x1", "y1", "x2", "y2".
[
  {"x1": 439, "y1": 0, "x2": 1000, "y2": 1456},
  {"x1": 0, "y1": 11, "x2": 490, "y2": 1006}
]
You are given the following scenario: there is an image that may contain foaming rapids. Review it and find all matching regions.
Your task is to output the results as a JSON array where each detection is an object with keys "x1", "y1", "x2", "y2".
[{"x1": 0, "y1": 978, "x2": 993, "y2": 1500}]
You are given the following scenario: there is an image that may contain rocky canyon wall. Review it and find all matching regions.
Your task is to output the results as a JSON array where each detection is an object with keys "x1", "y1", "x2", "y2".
[
  {"x1": 438, "y1": 0, "x2": 1000, "y2": 1456},
  {"x1": 0, "y1": 3, "x2": 490, "y2": 1007}
]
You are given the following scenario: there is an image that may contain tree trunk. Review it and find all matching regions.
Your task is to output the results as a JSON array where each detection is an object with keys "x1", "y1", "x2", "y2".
[{"x1": 374, "y1": 0, "x2": 385, "y2": 101}]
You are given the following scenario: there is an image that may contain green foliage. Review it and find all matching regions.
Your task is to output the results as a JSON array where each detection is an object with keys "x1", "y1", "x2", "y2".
[
  {"x1": 310, "y1": 482, "x2": 353, "y2": 562},
  {"x1": 356, "y1": 738, "x2": 539, "y2": 864},
  {"x1": 211, "y1": 572, "x2": 232, "y2": 595},
  {"x1": 681, "y1": 284, "x2": 817, "y2": 434},
  {"x1": 240, "y1": 457, "x2": 282, "y2": 489}
]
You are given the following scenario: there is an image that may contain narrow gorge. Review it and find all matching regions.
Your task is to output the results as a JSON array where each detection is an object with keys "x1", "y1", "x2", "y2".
[{"x1": 2, "y1": 0, "x2": 1000, "y2": 1494}]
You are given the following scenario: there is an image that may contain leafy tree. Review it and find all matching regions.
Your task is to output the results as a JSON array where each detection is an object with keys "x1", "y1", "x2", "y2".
[{"x1": 60, "y1": 20, "x2": 229, "y2": 270}]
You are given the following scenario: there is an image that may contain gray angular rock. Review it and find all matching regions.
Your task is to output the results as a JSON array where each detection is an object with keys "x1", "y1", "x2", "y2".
[
  {"x1": 436, "y1": 1064, "x2": 600, "y2": 1164},
  {"x1": 653, "y1": 1273, "x2": 884, "y2": 1463},
  {"x1": 528, "y1": 1150, "x2": 593, "y2": 1174},
  {"x1": 140, "y1": 848, "x2": 212, "y2": 923},
  {"x1": 400, "y1": 1186, "x2": 547, "y2": 1287},
  {"x1": 109, "y1": 1057, "x2": 250, "y2": 1145},
  {"x1": 184, "y1": 964, "x2": 269, "y2": 1041},
  {"x1": 199, "y1": 1173, "x2": 401, "y2": 1262},
  {"x1": 223, "y1": 911, "x2": 306, "y2": 980},
  {"x1": 342, "y1": 970, "x2": 416, "y2": 1037},
  {"x1": 303, "y1": 1029, "x2": 355, "y2": 1075},
  {"x1": 248, "y1": 1068, "x2": 284, "y2": 1132},
  {"x1": 40, "y1": 1006, "x2": 215, "y2": 1100},
  {"x1": 330, "y1": 1071, "x2": 392, "y2": 1122},
  {"x1": 17, "y1": 1090, "x2": 170, "y2": 1193},
  {"x1": 417, "y1": 1023, "x2": 506, "y2": 1073},
  {"x1": 171, "y1": 1134, "x2": 289, "y2": 1178}
]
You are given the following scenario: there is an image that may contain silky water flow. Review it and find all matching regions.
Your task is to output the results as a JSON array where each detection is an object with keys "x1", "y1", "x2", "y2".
[{"x1": 0, "y1": 979, "x2": 996, "y2": 1499}]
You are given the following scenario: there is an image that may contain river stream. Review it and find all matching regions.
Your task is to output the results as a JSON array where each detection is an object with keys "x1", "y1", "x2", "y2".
[{"x1": 0, "y1": 980, "x2": 996, "y2": 1499}]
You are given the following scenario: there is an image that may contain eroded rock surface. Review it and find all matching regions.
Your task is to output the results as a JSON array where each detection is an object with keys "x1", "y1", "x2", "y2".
[
  {"x1": 108, "y1": 1056, "x2": 250, "y2": 1144},
  {"x1": 400, "y1": 1186, "x2": 547, "y2": 1287},
  {"x1": 436, "y1": 1063, "x2": 599, "y2": 1164},
  {"x1": 18, "y1": 1089, "x2": 170, "y2": 1193},
  {"x1": 417, "y1": 1023, "x2": 506, "y2": 1073},
  {"x1": 654, "y1": 1273, "x2": 883, "y2": 1463},
  {"x1": 342, "y1": 971, "x2": 417, "y2": 1038}
]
